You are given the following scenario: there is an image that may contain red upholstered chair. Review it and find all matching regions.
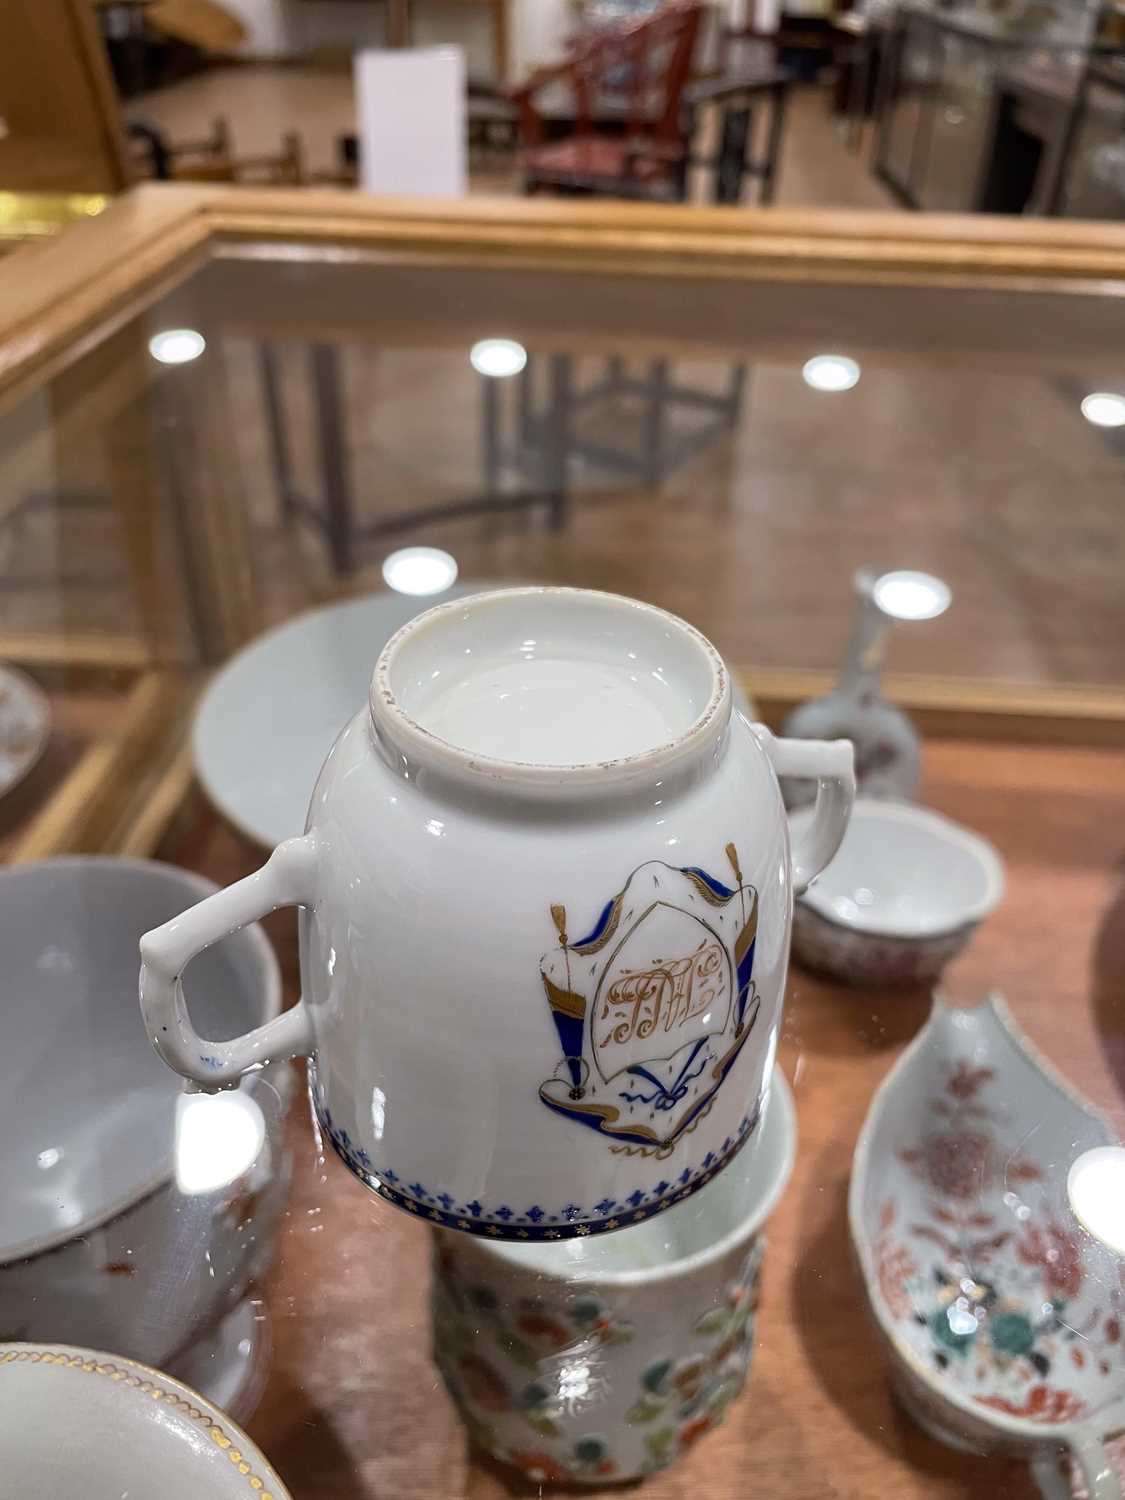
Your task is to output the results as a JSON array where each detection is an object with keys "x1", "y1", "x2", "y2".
[{"x1": 511, "y1": 2, "x2": 703, "y2": 201}]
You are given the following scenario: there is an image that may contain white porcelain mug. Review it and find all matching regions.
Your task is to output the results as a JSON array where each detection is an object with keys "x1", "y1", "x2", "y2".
[
  {"x1": 431, "y1": 1070, "x2": 797, "y2": 1484},
  {"x1": 141, "y1": 588, "x2": 852, "y2": 1239}
]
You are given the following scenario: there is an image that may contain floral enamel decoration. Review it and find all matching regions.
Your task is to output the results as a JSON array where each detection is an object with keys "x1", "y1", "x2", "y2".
[
  {"x1": 431, "y1": 1070, "x2": 796, "y2": 1484},
  {"x1": 433, "y1": 1238, "x2": 763, "y2": 1480},
  {"x1": 851, "y1": 996, "x2": 1125, "y2": 1498}
]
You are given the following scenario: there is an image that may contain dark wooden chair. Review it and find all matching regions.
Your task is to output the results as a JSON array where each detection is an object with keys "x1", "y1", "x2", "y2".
[
  {"x1": 129, "y1": 114, "x2": 305, "y2": 184},
  {"x1": 511, "y1": 1, "x2": 704, "y2": 201}
]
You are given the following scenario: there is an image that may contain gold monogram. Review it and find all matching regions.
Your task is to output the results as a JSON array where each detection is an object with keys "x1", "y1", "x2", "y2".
[{"x1": 598, "y1": 938, "x2": 725, "y2": 1048}]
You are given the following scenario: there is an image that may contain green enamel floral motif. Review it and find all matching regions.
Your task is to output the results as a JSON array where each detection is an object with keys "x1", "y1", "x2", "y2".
[
  {"x1": 990, "y1": 1311, "x2": 1036, "y2": 1356},
  {"x1": 515, "y1": 1380, "x2": 560, "y2": 1435},
  {"x1": 626, "y1": 1393, "x2": 667, "y2": 1425},
  {"x1": 525, "y1": 1413, "x2": 560, "y2": 1437},
  {"x1": 517, "y1": 1381, "x2": 551, "y2": 1410},
  {"x1": 694, "y1": 1306, "x2": 729, "y2": 1336},
  {"x1": 645, "y1": 1427, "x2": 678, "y2": 1468},
  {"x1": 705, "y1": 1370, "x2": 745, "y2": 1418},
  {"x1": 569, "y1": 1295, "x2": 604, "y2": 1327},
  {"x1": 574, "y1": 1435, "x2": 609, "y2": 1465}
]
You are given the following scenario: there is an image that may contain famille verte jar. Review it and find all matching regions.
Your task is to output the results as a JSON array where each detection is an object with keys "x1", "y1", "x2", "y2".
[
  {"x1": 141, "y1": 588, "x2": 853, "y2": 1239},
  {"x1": 430, "y1": 1069, "x2": 797, "y2": 1485}
]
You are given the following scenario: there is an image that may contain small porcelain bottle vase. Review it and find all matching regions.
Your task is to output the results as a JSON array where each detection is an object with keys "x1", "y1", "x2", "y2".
[{"x1": 782, "y1": 568, "x2": 921, "y2": 807}]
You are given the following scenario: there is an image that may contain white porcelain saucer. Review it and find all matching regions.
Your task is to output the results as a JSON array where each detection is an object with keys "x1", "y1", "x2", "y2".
[
  {"x1": 0, "y1": 664, "x2": 50, "y2": 799},
  {"x1": 194, "y1": 585, "x2": 497, "y2": 847},
  {"x1": 0, "y1": 1342, "x2": 292, "y2": 1500},
  {"x1": 169, "y1": 1294, "x2": 272, "y2": 1425},
  {"x1": 195, "y1": 586, "x2": 758, "y2": 848}
]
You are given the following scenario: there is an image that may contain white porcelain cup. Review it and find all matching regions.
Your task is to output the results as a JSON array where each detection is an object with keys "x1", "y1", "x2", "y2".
[
  {"x1": 431, "y1": 1069, "x2": 796, "y2": 1483},
  {"x1": 791, "y1": 799, "x2": 1005, "y2": 990},
  {"x1": 141, "y1": 588, "x2": 851, "y2": 1239},
  {"x1": 0, "y1": 859, "x2": 290, "y2": 1369}
]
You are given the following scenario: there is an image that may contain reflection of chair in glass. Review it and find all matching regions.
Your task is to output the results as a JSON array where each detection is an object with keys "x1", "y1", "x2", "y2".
[
  {"x1": 481, "y1": 354, "x2": 748, "y2": 504},
  {"x1": 512, "y1": 2, "x2": 704, "y2": 200},
  {"x1": 256, "y1": 345, "x2": 561, "y2": 576}
]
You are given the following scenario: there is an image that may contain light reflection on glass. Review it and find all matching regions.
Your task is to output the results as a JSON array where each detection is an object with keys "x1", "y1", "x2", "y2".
[
  {"x1": 175, "y1": 1090, "x2": 265, "y2": 1194},
  {"x1": 802, "y1": 354, "x2": 860, "y2": 392},
  {"x1": 1080, "y1": 391, "x2": 1125, "y2": 429},
  {"x1": 946, "y1": 1300, "x2": 978, "y2": 1337},
  {"x1": 872, "y1": 569, "x2": 952, "y2": 622},
  {"x1": 470, "y1": 338, "x2": 528, "y2": 378},
  {"x1": 1067, "y1": 1146, "x2": 1125, "y2": 1253},
  {"x1": 382, "y1": 546, "x2": 458, "y2": 596},
  {"x1": 148, "y1": 328, "x2": 206, "y2": 365},
  {"x1": 557, "y1": 1362, "x2": 590, "y2": 1403}
]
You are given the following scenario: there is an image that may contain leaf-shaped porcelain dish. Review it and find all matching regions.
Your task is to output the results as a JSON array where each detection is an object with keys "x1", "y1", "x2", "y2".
[{"x1": 850, "y1": 996, "x2": 1125, "y2": 1498}]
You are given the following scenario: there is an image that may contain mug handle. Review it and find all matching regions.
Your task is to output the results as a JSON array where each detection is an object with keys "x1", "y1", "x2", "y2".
[
  {"x1": 1031, "y1": 1432, "x2": 1121, "y2": 1500},
  {"x1": 753, "y1": 727, "x2": 855, "y2": 896},
  {"x1": 140, "y1": 835, "x2": 320, "y2": 1089}
]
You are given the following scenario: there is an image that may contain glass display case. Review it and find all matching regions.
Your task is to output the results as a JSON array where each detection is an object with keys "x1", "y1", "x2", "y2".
[
  {"x1": 874, "y1": 3, "x2": 1125, "y2": 213},
  {"x1": 0, "y1": 187, "x2": 1123, "y2": 1498},
  {"x1": 1052, "y1": 57, "x2": 1125, "y2": 216}
]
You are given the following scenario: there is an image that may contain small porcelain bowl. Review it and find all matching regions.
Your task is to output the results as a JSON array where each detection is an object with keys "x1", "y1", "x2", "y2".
[
  {"x1": 790, "y1": 799, "x2": 1004, "y2": 989},
  {"x1": 0, "y1": 859, "x2": 291, "y2": 1378}
]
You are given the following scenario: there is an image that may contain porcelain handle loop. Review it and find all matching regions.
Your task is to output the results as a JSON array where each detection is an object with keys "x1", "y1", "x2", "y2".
[
  {"x1": 139, "y1": 835, "x2": 319, "y2": 1088},
  {"x1": 755, "y1": 729, "x2": 855, "y2": 896},
  {"x1": 1032, "y1": 1434, "x2": 1120, "y2": 1500},
  {"x1": 1069, "y1": 1432, "x2": 1121, "y2": 1500}
]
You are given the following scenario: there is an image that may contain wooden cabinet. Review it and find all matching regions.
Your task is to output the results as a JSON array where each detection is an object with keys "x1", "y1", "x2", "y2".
[{"x1": 0, "y1": 0, "x2": 129, "y2": 193}]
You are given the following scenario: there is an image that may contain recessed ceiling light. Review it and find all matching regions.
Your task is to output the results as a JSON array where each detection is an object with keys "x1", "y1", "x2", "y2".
[
  {"x1": 470, "y1": 338, "x2": 528, "y2": 379},
  {"x1": 382, "y1": 546, "x2": 459, "y2": 596},
  {"x1": 802, "y1": 354, "x2": 860, "y2": 392},
  {"x1": 1067, "y1": 1146, "x2": 1125, "y2": 1254},
  {"x1": 1080, "y1": 391, "x2": 1125, "y2": 428},
  {"x1": 872, "y1": 569, "x2": 951, "y2": 622},
  {"x1": 148, "y1": 328, "x2": 206, "y2": 365}
]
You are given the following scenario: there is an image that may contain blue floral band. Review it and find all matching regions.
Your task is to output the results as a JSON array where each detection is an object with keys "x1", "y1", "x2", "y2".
[{"x1": 311, "y1": 1086, "x2": 761, "y2": 1241}]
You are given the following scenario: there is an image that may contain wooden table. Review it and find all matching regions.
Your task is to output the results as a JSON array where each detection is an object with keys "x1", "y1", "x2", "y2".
[{"x1": 157, "y1": 737, "x2": 1125, "y2": 1499}]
